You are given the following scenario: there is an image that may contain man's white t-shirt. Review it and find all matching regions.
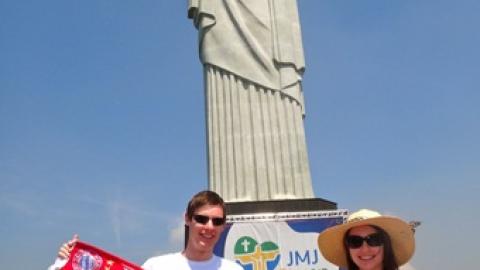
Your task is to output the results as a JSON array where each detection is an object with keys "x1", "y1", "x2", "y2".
[{"x1": 142, "y1": 253, "x2": 243, "y2": 270}]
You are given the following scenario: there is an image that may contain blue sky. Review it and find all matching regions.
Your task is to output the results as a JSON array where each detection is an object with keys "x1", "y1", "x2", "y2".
[{"x1": 1, "y1": 1, "x2": 478, "y2": 269}]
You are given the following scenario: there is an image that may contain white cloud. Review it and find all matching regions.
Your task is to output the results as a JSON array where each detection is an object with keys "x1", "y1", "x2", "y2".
[
  {"x1": 147, "y1": 217, "x2": 185, "y2": 256},
  {"x1": 168, "y1": 218, "x2": 185, "y2": 252},
  {"x1": 400, "y1": 263, "x2": 416, "y2": 270}
]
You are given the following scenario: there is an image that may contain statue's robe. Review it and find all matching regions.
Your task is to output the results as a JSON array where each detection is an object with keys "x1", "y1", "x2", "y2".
[{"x1": 189, "y1": 0, "x2": 314, "y2": 201}]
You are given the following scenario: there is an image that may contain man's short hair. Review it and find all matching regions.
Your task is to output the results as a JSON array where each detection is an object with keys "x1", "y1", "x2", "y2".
[{"x1": 186, "y1": 190, "x2": 226, "y2": 220}]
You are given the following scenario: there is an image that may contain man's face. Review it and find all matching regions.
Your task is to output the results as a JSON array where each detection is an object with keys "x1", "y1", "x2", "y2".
[{"x1": 185, "y1": 204, "x2": 225, "y2": 257}]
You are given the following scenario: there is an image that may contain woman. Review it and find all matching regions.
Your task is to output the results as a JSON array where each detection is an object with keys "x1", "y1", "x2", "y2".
[{"x1": 318, "y1": 209, "x2": 415, "y2": 270}]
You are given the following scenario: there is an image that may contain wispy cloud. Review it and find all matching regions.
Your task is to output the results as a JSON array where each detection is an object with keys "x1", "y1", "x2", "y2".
[
  {"x1": 74, "y1": 190, "x2": 177, "y2": 248},
  {"x1": 1, "y1": 193, "x2": 38, "y2": 217},
  {"x1": 0, "y1": 188, "x2": 74, "y2": 224},
  {"x1": 107, "y1": 199, "x2": 124, "y2": 246}
]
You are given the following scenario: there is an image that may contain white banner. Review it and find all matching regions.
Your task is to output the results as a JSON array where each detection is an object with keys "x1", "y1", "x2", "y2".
[{"x1": 214, "y1": 210, "x2": 348, "y2": 270}]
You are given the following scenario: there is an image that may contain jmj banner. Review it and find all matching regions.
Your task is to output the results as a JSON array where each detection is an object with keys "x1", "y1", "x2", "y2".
[{"x1": 214, "y1": 210, "x2": 348, "y2": 270}]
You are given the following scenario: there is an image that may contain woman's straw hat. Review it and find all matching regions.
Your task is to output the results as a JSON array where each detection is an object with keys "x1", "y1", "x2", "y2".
[{"x1": 317, "y1": 209, "x2": 415, "y2": 268}]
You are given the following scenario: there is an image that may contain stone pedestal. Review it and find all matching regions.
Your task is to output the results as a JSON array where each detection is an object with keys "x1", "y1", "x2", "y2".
[{"x1": 185, "y1": 197, "x2": 338, "y2": 248}]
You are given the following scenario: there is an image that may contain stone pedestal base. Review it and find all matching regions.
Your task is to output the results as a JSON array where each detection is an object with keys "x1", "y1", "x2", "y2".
[{"x1": 226, "y1": 197, "x2": 337, "y2": 215}]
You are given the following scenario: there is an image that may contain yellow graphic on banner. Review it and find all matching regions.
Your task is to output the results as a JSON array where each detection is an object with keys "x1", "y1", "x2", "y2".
[{"x1": 234, "y1": 236, "x2": 280, "y2": 270}]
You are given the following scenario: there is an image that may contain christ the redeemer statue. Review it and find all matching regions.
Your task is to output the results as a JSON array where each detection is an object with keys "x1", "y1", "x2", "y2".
[{"x1": 188, "y1": 0, "x2": 315, "y2": 202}]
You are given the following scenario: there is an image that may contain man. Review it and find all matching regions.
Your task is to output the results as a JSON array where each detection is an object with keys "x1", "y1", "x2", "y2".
[
  {"x1": 142, "y1": 190, "x2": 242, "y2": 270},
  {"x1": 48, "y1": 190, "x2": 243, "y2": 270}
]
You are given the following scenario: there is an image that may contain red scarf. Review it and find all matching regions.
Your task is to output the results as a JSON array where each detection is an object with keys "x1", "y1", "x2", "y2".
[{"x1": 61, "y1": 241, "x2": 142, "y2": 270}]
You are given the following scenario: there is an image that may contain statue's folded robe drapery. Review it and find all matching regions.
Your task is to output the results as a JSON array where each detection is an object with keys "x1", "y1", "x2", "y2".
[{"x1": 188, "y1": 0, "x2": 306, "y2": 112}]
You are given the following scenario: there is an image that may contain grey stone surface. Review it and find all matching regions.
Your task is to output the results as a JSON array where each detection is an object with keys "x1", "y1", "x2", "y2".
[{"x1": 188, "y1": 0, "x2": 315, "y2": 202}]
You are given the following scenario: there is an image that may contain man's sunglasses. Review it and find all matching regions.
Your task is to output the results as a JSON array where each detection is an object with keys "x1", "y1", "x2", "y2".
[
  {"x1": 345, "y1": 233, "x2": 384, "y2": 249},
  {"x1": 192, "y1": 214, "x2": 226, "y2": 226}
]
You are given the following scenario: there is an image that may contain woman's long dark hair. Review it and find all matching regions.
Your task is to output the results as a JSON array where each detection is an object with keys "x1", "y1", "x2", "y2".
[{"x1": 343, "y1": 225, "x2": 399, "y2": 270}]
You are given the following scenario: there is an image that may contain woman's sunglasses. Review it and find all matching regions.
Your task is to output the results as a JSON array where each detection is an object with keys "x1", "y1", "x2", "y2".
[
  {"x1": 345, "y1": 233, "x2": 384, "y2": 249},
  {"x1": 193, "y1": 214, "x2": 226, "y2": 226}
]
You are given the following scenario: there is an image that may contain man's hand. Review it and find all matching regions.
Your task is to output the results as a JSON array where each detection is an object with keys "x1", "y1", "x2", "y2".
[{"x1": 57, "y1": 234, "x2": 79, "y2": 259}]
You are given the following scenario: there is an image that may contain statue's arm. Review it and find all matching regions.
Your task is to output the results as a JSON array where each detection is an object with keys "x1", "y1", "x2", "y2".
[
  {"x1": 187, "y1": 0, "x2": 216, "y2": 30},
  {"x1": 187, "y1": 0, "x2": 199, "y2": 20}
]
